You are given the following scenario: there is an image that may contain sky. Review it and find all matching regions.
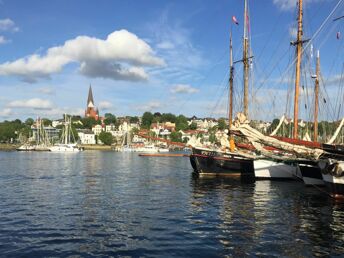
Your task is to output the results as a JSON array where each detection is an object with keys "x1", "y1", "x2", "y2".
[{"x1": 0, "y1": 0, "x2": 343, "y2": 121}]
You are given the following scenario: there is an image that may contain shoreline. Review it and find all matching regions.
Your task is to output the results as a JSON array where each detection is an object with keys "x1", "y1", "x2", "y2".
[{"x1": 0, "y1": 143, "x2": 116, "y2": 151}]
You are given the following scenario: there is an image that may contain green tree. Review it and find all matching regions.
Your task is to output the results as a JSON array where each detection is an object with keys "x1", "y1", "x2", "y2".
[
  {"x1": 209, "y1": 133, "x2": 216, "y2": 143},
  {"x1": 218, "y1": 118, "x2": 227, "y2": 130},
  {"x1": 129, "y1": 116, "x2": 139, "y2": 123},
  {"x1": 25, "y1": 118, "x2": 34, "y2": 126},
  {"x1": 176, "y1": 115, "x2": 188, "y2": 131},
  {"x1": 104, "y1": 113, "x2": 117, "y2": 125},
  {"x1": 170, "y1": 131, "x2": 182, "y2": 142},
  {"x1": 42, "y1": 119, "x2": 52, "y2": 126},
  {"x1": 189, "y1": 122, "x2": 197, "y2": 130},
  {"x1": 142, "y1": 112, "x2": 154, "y2": 129},
  {"x1": 81, "y1": 117, "x2": 98, "y2": 129},
  {"x1": 98, "y1": 131, "x2": 114, "y2": 145},
  {"x1": 161, "y1": 113, "x2": 176, "y2": 123}
]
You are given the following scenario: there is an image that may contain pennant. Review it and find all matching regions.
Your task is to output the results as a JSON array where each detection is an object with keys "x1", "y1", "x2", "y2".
[
  {"x1": 232, "y1": 16, "x2": 239, "y2": 25},
  {"x1": 337, "y1": 31, "x2": 341, "y2": 40}
]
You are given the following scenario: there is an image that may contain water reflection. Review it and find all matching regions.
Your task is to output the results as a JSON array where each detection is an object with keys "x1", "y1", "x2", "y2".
[{"x1": 1, "y1": 151, "x2": 344, "y2": 257}]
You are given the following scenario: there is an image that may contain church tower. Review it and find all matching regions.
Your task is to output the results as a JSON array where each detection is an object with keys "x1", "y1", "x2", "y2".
[{"x1": 85, "y1": 85, "x2": 99, "y2": 120}]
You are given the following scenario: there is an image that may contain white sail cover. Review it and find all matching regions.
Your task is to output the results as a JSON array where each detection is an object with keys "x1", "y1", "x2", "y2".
[
  {"x1": 327, "y1": 117, "x2": 344, "y2": 144},
  {"x1": 231, "y1": 113, "x2": 324, "y2": 160}
]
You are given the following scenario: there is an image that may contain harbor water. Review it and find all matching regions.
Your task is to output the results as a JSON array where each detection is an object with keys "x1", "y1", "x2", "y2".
[{"x1": 0, "y1": 151, "x2": 344, "y2": 257}]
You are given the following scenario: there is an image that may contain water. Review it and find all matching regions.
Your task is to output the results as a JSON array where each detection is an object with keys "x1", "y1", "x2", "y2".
[{"x1": 0, "y1": 151, "x2": 343, "y2": 257}]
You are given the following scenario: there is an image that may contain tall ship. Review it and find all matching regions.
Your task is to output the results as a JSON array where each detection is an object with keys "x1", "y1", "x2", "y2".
[
  {"x1": 190, "y1": 0, "x2": 255, "y2": 180},
  {"x1": 229, "y1": 0, "x2": 344, "y2": 197},
  {"x1": 49, "y1": 115, "x2": 81, "y2": 152}
]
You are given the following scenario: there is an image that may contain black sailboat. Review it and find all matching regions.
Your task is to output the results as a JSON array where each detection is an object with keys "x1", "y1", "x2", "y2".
[{"x1": 190, "y1": 0, "x2": 255, "y2": 180}]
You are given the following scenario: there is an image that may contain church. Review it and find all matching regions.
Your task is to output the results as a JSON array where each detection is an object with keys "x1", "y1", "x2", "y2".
[{"x1": 85, "y1": 85, "x2": 99, "y2": 121}]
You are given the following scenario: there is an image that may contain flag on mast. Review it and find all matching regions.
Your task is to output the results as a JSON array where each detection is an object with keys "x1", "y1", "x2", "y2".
[{"x1": 232, "y1": 16, "x2": 239, "y2": 25}]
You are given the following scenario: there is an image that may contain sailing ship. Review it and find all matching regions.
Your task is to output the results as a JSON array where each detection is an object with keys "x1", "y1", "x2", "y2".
[
  {"x1": 49, "y1": 115, "x2": 81, "y2": 152},
  {"x1": 230, "y1": 0, "x2": 344, "y2": 196},
  {"x1": 189, "y1": 0, "x2": 255, "y2": 180}
]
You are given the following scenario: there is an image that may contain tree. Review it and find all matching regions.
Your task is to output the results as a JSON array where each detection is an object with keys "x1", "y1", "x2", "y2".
[
  {"x1": 176, "y1": 115, "x2": 188, "y2": 131},
  {"x1": 142, "y1": 112, "x2": 154, "y2": 129},
  {"x1": 218, "y1": 118, "x2": 227, "y2": 130},
  {"x1": 104, "y1": 113, "x2": 117, "y2": 125},
  {"x1": 81, "y1": 117, "x2": 98, "y2": 129},
  {"x1": 129, "y1": 116, "x2": 139, "y2": 123},
  {"x1": 170, "y1": 131, "x2": 182, "y2": 142},
  {"x1": 189, "y1": 122, "x2": 197, "y2": 130},
  {"x1": 98, "y1": 132, "x2": 114, "y2": 145},
  {"x1": 161, "y1": 113, "x2": 176, "y2": 123},
  {"x1": 25, "y1": 118, "x2": 34, "y2": 126},
  {"x1": 42, "y1": 119, "x2": 52, "y2": 126}
]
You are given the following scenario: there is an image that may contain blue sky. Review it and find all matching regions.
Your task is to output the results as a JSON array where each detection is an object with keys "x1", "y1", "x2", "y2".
[{"x1": 0, "y1": 0, "x2": 343, "y2": 121}]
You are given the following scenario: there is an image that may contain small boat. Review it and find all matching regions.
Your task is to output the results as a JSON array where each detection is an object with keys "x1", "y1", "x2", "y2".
[
  {"x1": 16, "y1": 144, "x2": 35, "y2": 151},
  {"x1": 49, "y1": 143, "x2": 80, "y2": 152}
]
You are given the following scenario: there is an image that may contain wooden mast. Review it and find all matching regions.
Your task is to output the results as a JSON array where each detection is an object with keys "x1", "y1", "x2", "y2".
[
  {"x1": 229, "y1": 31, "x2": 234, "y2": 130},
  {"x1": 243, "y1": 0, "x2": 249, "y2": 118},
  {"x1": 229, "y1": 29, "x2": 235, "y2": 152},
  {"x1": 314, "y1": 50, "x2": 320, "y2": 141},
  {"x1": 292, "y1": 0, "x2": 303, "y2": 139}
]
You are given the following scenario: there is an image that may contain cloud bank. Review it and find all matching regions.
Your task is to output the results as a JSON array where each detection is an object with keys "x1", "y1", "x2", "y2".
[
  {"x1": 0, "y1": 29, "x2": 164, "y2": 82},
  {"x1": 170, "y1": 84, "x2": 199, "y2": 94}
]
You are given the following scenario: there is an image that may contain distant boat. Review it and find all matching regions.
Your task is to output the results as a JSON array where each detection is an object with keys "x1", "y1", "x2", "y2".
[
  {"x1": 49, "y1": 115, "x2": 81, "y2": 153},
  {"x1": 16, "y1": 144, "x2": 35, "y2": 151}
]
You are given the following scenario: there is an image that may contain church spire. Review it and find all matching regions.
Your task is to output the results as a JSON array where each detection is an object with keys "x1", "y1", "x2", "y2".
[{"x1": 87, "y1": 85, "x2": 94, "y2": 108}]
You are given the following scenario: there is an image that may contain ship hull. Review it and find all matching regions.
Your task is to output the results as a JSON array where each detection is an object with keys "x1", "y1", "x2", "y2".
[
  {"x1": 298, "y1": 160, "x2": 324, "y2": 185},
  {"x1": 322, "y1": 161, "x2": 344, "y2": 198},
  {"x1": 254, "y1": 159, "x2": 299, "y2": 180},
  {"x1": 190, "y1": 148, "x2": 255, "y2": 180}
]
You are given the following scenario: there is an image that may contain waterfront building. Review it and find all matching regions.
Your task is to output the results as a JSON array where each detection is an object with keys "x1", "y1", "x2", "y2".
[
  {"x1": 85, "y1": 85, "x2": 99, "y2": 121},
  {"x1": 78, "y1": 131, "x2": 96, "y2": 144},
  {"x1": 92, "y1": 124, "x2": 104, "y2": 135}
]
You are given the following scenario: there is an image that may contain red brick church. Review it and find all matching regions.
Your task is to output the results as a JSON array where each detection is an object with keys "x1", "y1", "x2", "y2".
[{"x1": 85, "y1": 85, "x2": 99, "y2": 121}]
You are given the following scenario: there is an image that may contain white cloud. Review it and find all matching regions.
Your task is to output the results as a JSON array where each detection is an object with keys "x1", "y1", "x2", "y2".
[
  {"x1": 98, "y1": 101, "x2": 113, "y2": 110},
  {"x1": 0, "y1": 35, "x2": 9, "y2": 44},
  {"x1": 0, "y1": 108, "x2": 12, "y2": 117},
  {"x1": 7, "y1": 98, "x2": 54, "y2": 110},
  {"x1": 36, "y1": 86, "x2": 55, "y2": 95},
  {"x1": 170, "y1": 84, "x2": 199, "y2": 94},
  {"x1": 0, "y1": 29, "x2": 164, "y2": 82},
  {"x1": 273, "y1": 0, "x2": 327, "y2": 11},
  {"x1": 137, "y1": 101, "x2": 162, "y2": 111},
  {"x1": 0, "y1": 18, "x2": 19, "y2": 32}
]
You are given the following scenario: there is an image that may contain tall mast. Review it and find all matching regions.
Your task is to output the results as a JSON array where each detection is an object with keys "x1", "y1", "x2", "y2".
[
  {"x1": 292, "y1": 0, "x2": 303, "y2": 139},
  {"x1": 243, "y1": 0, "x2": 249, "y2": 118},
  {"x1": 314, "y1": 50, "x2": 320, "y2": 142},
  {"x1": 229, "y1": 31, "x2": 234, "y2": 129}
]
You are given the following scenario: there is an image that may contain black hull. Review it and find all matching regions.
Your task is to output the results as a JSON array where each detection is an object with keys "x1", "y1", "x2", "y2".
[
  {"x1": 190, "y1": 148, "x2": 255, "y2": 181},
  {"x1": 298, "y1": 160, "x2": 324, "y2": 185}
]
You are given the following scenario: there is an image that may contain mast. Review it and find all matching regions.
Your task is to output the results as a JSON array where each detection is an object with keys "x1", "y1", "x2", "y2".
[
  {"x1": 292, "y1": 0, "x2": 303, "y2": 139},
  {"x1": 314, "y1": 50, "x2": 320, "y2": 141},
  {"x1": 243, "y1": 0, "x2": 249, "y2": 118},
  {"x1": 229, "y1": 31, "x2": 234, "y2": 130}
]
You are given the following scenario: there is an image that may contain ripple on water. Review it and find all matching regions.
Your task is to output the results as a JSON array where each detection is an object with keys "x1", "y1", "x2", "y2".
[{"x1": 0, "y1": 151, "x2": 344, "y2": 257}]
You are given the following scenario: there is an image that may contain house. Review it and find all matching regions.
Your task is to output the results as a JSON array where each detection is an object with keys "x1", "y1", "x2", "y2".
[
  {"x1": 78, "y1": 131, "x2": 96, "y2": 144},
  {"x1": 92, "y1": 124, "x2": 104, "y2": 135}
]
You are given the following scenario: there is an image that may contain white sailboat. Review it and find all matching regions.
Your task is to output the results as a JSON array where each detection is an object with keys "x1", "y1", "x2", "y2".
[{"x1": 49, "y1": 115, "x2": 81, "y2": 152}]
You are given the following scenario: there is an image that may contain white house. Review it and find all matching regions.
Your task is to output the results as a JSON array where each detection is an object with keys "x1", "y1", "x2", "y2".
[
  {"x1": 78, "y1": 132, "x2": 96, "y2": 144},
  {"x1": 92, "y1": 124, "x2": 104, "y2": 135}
]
